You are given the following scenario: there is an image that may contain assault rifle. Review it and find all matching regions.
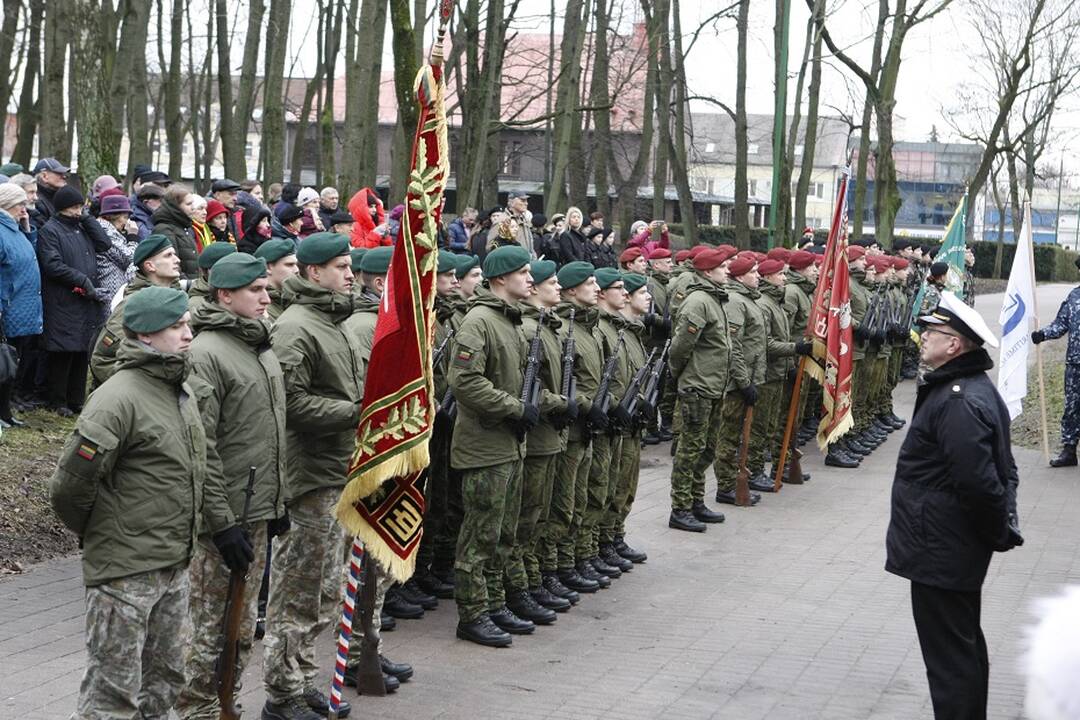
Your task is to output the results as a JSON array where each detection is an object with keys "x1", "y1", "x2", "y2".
[
  {"x1": 216, "y1": 467, "x2": 256, "y2": 720},
  {"x1": 434, "y1": 323, "x2": 457, "y2": 422},
  {"x1": 517, "y1": 311, "x2": 545, "y2": 440},
  {"x1": 432, "y1": 323, "x2": 455, "y2": 368},
  {"x1": 640, "y1": 339, "x2": 671, "y2": 420},
  {"x1": 588, "y1": 330, "x2": 625, "y2": 437},
  {"x1": 616, "y1": 346, "x2": 659, "y2": 423},
  {"x1": 560, "y1": 308, "x2": 576, "y2": 400}
]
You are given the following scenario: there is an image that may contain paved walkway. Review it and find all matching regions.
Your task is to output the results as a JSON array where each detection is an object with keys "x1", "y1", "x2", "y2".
[{"x1": 3, "y1": 287, "x2": 1079, "y2": 719}]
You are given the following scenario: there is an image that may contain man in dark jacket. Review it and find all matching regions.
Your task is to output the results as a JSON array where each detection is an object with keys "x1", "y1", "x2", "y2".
[
  {"x1": 32, "y1": 157, "x2": 69, "y2": 227},
  {"x1": 36, "y1": 186, "x2": 112, "y2": 414},
  {"x1": 885, "y1": 291, "x2": 1022, "y2": 720}
]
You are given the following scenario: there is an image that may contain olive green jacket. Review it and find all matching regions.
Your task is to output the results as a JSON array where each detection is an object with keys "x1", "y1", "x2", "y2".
[
  {"x1": 50, "y1": 341, "x2": 206, "y2": 586},
  {"x1": 90, "y1": 273, "x2": 172, "y2": 387},
  {"x1": 646, "y1": 271, "x2": 672, "y2": 349},
  {"x1": 187, "y1": 277, "x2": 210, "y2": 318},
  {"x1": 669, "y1": 275, "x2": 731, "y2": 399},
  {"x1": 555, "y1": 301, "x2": 605, "y2": 443},
  {"x1": 343, "y1": 288, "x2": 381, "y2": 392},
  {"x1": 723, "y1": 280, "x2": 766, "y2": 391},
  {"x1": 520, "y1": 303, "x2": 569, "y2": 456},
  {"x1": 272, "y1": 275, "x2": 363, "y2": 499},
  {"x1": 432, "y1": 294, "x2": 458, "y2": 401},
  {"x1": 448, "y1": 288, "x2": 528, "y2": 469},
  {"x1": 667, "y1": 264, "x2": 698, "y2": 318},
  {"x1": 757, "y1": 283, "x2": 796, "y2": 382},
  {"x1": 849, "y1": 268, "x2": 871, "y2": 361},
  {"x1": 783, "y1": 271, "x2": 815, "y2": 341},
  {"x1": 596, "y1": 308, "x2": 631, "y2": 411},
  {"x1": 266, "y1": 285, "x2": 288, "y2": 322},
  {"x1": 616, "y1": 314, "x2": 648, "y2": 436},
  {"x1": 188, "y1": 302, "x2": 287, "y2": 535}
]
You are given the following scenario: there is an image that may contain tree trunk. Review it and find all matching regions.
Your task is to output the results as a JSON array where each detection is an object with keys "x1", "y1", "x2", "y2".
[
  {"x1": 990, "y1": 160, "x2": 1005, "y2": 275},
  {"x1": 214, "y1": 0, "x2": 237, "y2": 179},
  {"x1": 389, "y1": 0, "x2": 420, "y2": 203},
  {"x1": 71, "y1": 0, "x2": 121, "y2": 180},
  {"x1": 668, "y1": 0, "x2": 696, "y2": 241},
  {"x1": 41, "y1": 1, "x2": 70, "y2": 163},
  {"x1": 771, "y1": 0, "x2": 791, "y2": 246},
  {"x1": 122, "y1": 1, "x2": 152, "y2": 181},
  {"x1": 590, "y1": 0, "x2": 611, "y2": 218},
  {"x1": 850, "y1": 0, "x2": 887, "y2": 241},
  {"x1": 545, "y1": 0, "x2": 588, "y2": 217},
  {"x1": 12, "y1": 0, "x2": 43, "y2": 168},
  {"x1": 734, "y1": 0, "x2": 750, "y2": 247},
  {"x1": 320, "y1": 0, "x2": 344, "y2": 188},
  {"x1": 341, "y1": 0, "x2": 388, "y2": 193},
  {"x1": 651, "y1": 0, "x2": 671, "y2": 224},
  {"x1": 163, "y1": 0, "x2": 184, "y2": 179},
  {"x1": 794, "y1": 0, "x2": 824, "y2": 236},
  {"x1": 610, "y1": 1, "x2": 656, "y2": 234},
  {"x1": 261, "y1": 0, "x2": 291, "y2": 185},
  {"x1": 223, "y1": 0, "x2": 265, "y2": 179},
  {"x1": 781, "y1": 12, "x2": 814, "y2": 246},
  {"x1": 0, "y1": 0, "x2": 23, "y2": 129}
]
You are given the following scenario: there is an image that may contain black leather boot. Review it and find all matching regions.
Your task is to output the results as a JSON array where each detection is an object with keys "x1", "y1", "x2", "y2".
[
  {"x1": 506, "y1": 589, "x2": 557, "y2": 624},
  {"x1": 1050, "y1": 445, "x2": 1078, "y2": 467},
  {"x1": 599, "y1": 543, "x2": 633, "y2": 572},
  {"x1": 556, "y1": 568, "x2": 598, "y2": 594},
  {"x1": 543, "y1": 571, "x2": 582, "y2": 602},
  {"x1": 456, "y1": 615, "x2": 512, "y2": 647},
  {"x1": 668, "y1": 509, "x2": 706, "y2": 532},
  {"x1": 589, "y1": 555, "x2": 622, "y2": 579},
  {"x1": 489, "y1": 606, "x2": 536, "y2": 634},
  {"x1": 613, "y1": 535, "x2": 647, "y2": 563},
  {"x1": 531, "y1": 584, "x2": 572, "y2": 612}
]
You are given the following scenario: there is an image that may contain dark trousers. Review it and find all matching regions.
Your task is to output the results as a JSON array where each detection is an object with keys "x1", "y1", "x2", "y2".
[
  {"x1": 910, "y1": 581, "x2": 988, "y2": 720},
  {"x1": 46, "y1": 350, "x2": 89, "y2": 410}
]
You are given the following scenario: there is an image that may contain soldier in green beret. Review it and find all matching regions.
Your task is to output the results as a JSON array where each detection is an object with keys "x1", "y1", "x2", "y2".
[
  {"x1": 89, "y1": 234, "x2": 182, "y2": 387},
  {"x1": 450, "y1": 254, "x2": 481, "y2": 328},
  {"x1": 263, "y1": 232, "x2": 359, "y2": 720},
  {"x1": 188, "y1": 241, "x2": 237, "y2": 316},
  {"x1": 339, "y1": 244, "x2": 415, "y2": 692},
  {"x1": 50, "y1": 286, "x2": 205, "y2": 719},
  {"x1": 506, "y1": 259, "x2": 572, "y2": 622},
  {"x1": 542, "y1": 261, "x2": 606, "y2": 599},
  {"x1": 175, "y1": 253, "x2": 291, "y2": 719},
  {"x1": 254, "y1": 239, "x2": 300, "y2": 322},
  {"x1": 449, "y1": 245, "x2": 536, "y2": 647}
]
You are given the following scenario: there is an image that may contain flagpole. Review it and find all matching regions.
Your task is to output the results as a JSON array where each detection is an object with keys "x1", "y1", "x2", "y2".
[{"x1": 1026, "y1": 199, "x2": 1051, "y2": 462}]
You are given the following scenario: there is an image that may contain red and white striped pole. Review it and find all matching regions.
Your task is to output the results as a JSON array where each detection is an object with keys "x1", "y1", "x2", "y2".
[{"x1": 328, "y1": 537, "x2": 364, "y2": 720}]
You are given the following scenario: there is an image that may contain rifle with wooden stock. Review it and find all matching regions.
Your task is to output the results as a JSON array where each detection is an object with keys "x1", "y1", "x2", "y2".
[{"x1": 216, "y1": 467, "x2": 256, "y2": 720}]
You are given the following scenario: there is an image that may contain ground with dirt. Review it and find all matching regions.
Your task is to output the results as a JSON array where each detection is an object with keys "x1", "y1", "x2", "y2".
[
  {"x1": 0, "y1": 409, "x2": 78, "y2": 573},
  {"x1": 1010, "y1": 333, "x2": 1066, "y2": 453}
]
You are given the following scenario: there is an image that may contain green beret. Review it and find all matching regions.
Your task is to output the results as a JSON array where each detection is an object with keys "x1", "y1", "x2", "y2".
[
  {"x1": 197, "y1": 242, "x2": 237, "y2": 270},
  {"x1": 530, "y1": 259, "x2": 557, "y2": 285},
  {"x1": 455, "y1": 254, "x2": 480, "y2": 279},
  {"x1": 210, "y1": 253, "x2": 268, "y2": 289},
  {"x1": 438, "y1": 249, "x2": 458, "y2": 274},
  {"x1": 124, "y1": 286, "x2": 189, "y2": 334},
  {"x1": 350, "y1": 248, "x2": 368, "y2": 272},
  {"x1": 253, "y1": 239, "x2": 295, "y2": 264},
  {"x1": 483, "y1": 245, "x2": 530, "y2": 279},
  {"x1": 297, "y1": 232, "x2": 349, "y2": 265},
  {"x1": 360, "y1": 246, "x2": 393, "y2": 274},
  {"x1": 622, "y1": 272, "x2": 648, "y2": 295},
  {"x1": 595, "y1": 267, "x2": 623, "y2": 290},
  {"x1": 557, "y1": 261, "x2": 595, "y2": 289},
  {"x1": 133, "y1": 234, "x2": 173, "y2": 267}
]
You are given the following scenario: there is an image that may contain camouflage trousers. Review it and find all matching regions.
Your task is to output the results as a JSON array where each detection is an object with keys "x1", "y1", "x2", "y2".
[
  {"x1": 715, "y1": 391, "x2": 751, "y2": 494},
  {"x1": 748, "y1": 380, "x2": 783, "y2": 475},
  {"x1": 602, "y1": 430, "x2": 640, "y2": 543},
  {"x1": 579, "y1": 433, "x2": 620, "y2": 560},
  {"x1": 454, "y1": 459, "x2": 523, "y2": 622},
  {"x1": 851, "y1": 355, "x2": 873, "y2": 433},
  {"x1": 72, "y1": 567, "x2": 189, "y2": 720},
  {"x1": 545, "y1": 439, "x2": 591, "y2": 572},
  {"x1": 417, "y1": 419, "x2": 452, "y2": 574},
  {"x1": 263, "y1": 487, "x2": 346, "y2": 704},
  {"x1": 768, "y1": 373, "x2": 804, "y2": 467},
  {"x1": 346, "y1": 555, "x2": 395, "y2": 666},
  {"x1": 658, "y1": 371, "x2": 677, "y2": 434},
  {"x1": 1062, "y1": 363, "x2": 1080, "y2": 446},
  {"x1": 508, "y1": 452, "x2": 558, "y2": 592},
  {"x1": 868, "y1": 354, "x2": 891, "y2": 418},
  {"x1": 175, "y1": 522, "x2": 269, "y2": 720},
  {"x1": 670, "y1": 393, "x2": 724, "y2": 510}
]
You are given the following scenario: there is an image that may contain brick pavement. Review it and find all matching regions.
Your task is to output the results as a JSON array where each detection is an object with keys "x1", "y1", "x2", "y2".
[{"x1": 3, "y1": 289, "x2": 1080, "y2": 719}]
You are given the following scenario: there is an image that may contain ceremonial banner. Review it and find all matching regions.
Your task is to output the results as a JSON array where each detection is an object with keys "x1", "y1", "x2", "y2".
[
  {"x1": 805, "y1": 167, "x2": 854, "y2": 450},
  {"x1": 998, "y1": 200, "x2": 1037, "y2": 419},
  {"x1": 936, "y1": 195, "x2": 969, "y2": 299},
  {"x1": 335, "y1": 21, "x2": 451, "y2": 581}
]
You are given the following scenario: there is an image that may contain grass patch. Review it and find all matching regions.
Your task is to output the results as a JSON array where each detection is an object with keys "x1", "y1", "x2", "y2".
[
  {"x1": 0, "y1": 409, "x2": 79, "y2": 572},
  {"x1": 1010, "y1": 355, "x2": 1065, "y2": 453}
]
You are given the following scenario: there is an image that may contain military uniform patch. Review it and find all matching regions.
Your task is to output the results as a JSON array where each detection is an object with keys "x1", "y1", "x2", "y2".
[
  {"x1": 77, "y1": 442, "x2": 98, "y2": 461},
  {"x1": 101, "y1": 333, "x2": 115, "y2": 348},
  {"x1": 453, "y1": 348, "x2": 475, "y2": 367},
  {"x1": 687, "y1": 324, "x2": 699, "y2": 334}
]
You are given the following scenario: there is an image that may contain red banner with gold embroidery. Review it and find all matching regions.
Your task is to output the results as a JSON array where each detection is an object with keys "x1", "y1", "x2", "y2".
[
  {"x1": 805, "y1": 167, "x2": 854, "y2": 450},
  {"x1": 335, "y1": 26, "x2": 451, "y2": 581}
]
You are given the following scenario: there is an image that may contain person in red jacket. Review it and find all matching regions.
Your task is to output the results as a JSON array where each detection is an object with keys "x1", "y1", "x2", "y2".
[{"x1": 347, "y1": 187, "x2": 388, "y2": 248}]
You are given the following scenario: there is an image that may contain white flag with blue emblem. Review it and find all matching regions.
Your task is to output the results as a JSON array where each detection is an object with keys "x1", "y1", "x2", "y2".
[{"x1": 997, "y1": 201, "x2": 1037, "y2": 419}]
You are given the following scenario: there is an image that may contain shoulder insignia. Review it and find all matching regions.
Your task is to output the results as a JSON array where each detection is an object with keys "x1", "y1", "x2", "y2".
[
  {"x1": 687, "y1": 324, "x2": 699, "y2": 334},
  {"x1": 77, "y1": 441, "x2": 98, "y2": 461},
  {"x1": 675, "y1": 292, "x2": 685, "y2": 300},
  {"x1": 455, "y1": 349, "x2": 474, "y2": 364},
  {"x1": 101, "y1": 333, "x2": 115, "y2": 348}
]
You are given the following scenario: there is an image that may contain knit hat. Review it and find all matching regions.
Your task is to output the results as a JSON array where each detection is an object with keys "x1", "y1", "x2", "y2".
[
  {"x1": 254, "y1": 239, "x2": 296, "y2": 264},
  {"x1": 531, "y1": 213, "x2": 548, "y2": 228},
  {"x1": 53, "y1": 185, "x2": 84, "y2": 211},
  {"x1": 788, "y1": 250, "x2": 816, "y2": 270},
  {"x1": 728, "y1": 254, "x2": 756, "y2": 278},
  {"x1": 99, "y1": 195, "x2": 131, "y2": 216},
  {"x1": 0, "y1": 183, "x2": 27, "y2": 210},
  {"x1": 530, "y1": 259, "x2": 557, "y2": 285},
  {"x1": 619, "y1": 247, "x2": 643, "y2": 265},
  {"x1": 693, "y1": 249, "x2": 727, "y2": 271},
  {"x1": 359, "y1": 246, "x2": 394, "y2": 274},
  {"x1": 389, "y1": 204, "x2": 406, "y2": 221},
  {"x1": 296, "y1": 187, "x2": 319, "y2": 206},
  {"x1": 210, "y1": 253, "x2": 267, "y2": 289},
  {"x1": 328, "y1": 210, "x2": 354, "y2": 225},
  {"x1": 622, "y1": 273, "x2": 648, "y2": 295},
  {"x1": 595, "y1": 267, "x2": 623, "y2": 290},
  {"x1": 275, "y1": 204, "x2": 303, "y2": 224},
  {"x1": 437, "y1": 249, "x2": 458, "y2": 274},
  {"x1": 350, "y1": 248, "x2": 368, "y2": 272},
  {"x1": 630, "y1": 220, "x2": 648, "y2": 238},
  {"x1": 91, "y1": 175, "x2": 120, "y2": 198},
  {"x1": 124, "y1": 286, "x2": 189, "y2": 334},
  {"x1": 206, "y1": 199, "x2": 229, "y2": 221},
  {"x1": 197, "y1": 242, "x2": 237, "y2": 270},
  {"x1": 557, "y1": 261, "x2": 595, "y2": 289},
  {"x1": 455, "y1": 254, "x2": 480, "y2": 279},
  {"x1": 847, "y1": 246, "x2": 866, "y2": 261},
  {"x1": 757, "y1": 259, "x2": 785, "y2": 276},
  {"x1": 0, "y1": 162, "x2": 24, "y2": 176},
  {"x1": 482, "y1": 245, "x2": 530, "y2": 279},
  {"x1": 133, "y1": 234, "x2": 173, "y2": 267},
  {"x1": 649, "y1": 248, "x2": 672, "y2": 260},
  {"x1": 929, "y1": 261, "x2": 949, "y2": 278},
  {"x1": 297, "y1": 232, "x2": 350, "y2": 265}
]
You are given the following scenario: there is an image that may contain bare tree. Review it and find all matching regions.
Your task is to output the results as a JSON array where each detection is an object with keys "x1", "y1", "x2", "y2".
[
  {"x1": 261, "y1": 0, "x2": 292, "y2": 184},
  {"x1": 545, "y1": 0, "x2": 588, "y2": 216},
  {"x1": 794, "y1": 0, "x2": 825, "y2": 237},
  {"x1": 734, "y1": 0, "x2": 750, "y2": 247},
  {"x1": 12, "y1": 0, "x2": 43, "y2": 168},
  {"x1": 41, "y1": 2, "x2": 70, "y2": 162}
]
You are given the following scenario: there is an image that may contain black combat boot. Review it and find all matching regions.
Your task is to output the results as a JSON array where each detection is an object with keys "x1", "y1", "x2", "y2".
[
  {"x1": 888, "y1": 412, "x2": 906, "y2": 428},
  {"x1": 713, "y1": 490, "x2": 759, "y2": 507},
  {"x1": 380, "y1": 613, "x2": 396, "y2": 632},
  {"x1": 576, "y1": 561, "x2": 610, "y2": 588},
  {"x1": 342, "y1": 666, "x2": 400, "y2": 693},
  {"x1": 303, "y1": 687, "x2": 352, "y2": 717},
  {"x1": 1050, "y1": 444, "x2": 1078, "y2": 467},
  {"x1": 414, "y1": 567, "x2": 454, "y2": 599},
  {"x1": 398, "y1": 579, "x2": 438, "y2": 610},
  {"x1": 544, "y1": 571, "x2": 583, "y2": 602},
  {"x1": 748, "y1": 472, "x2": 775, "y2": 493},
  {"x1": 589, "y1": 555, "x2": 622, "y2": 579},
  {"x1": 506, "y1": 589, "x2": 557, "y2": 625},
  {"x1": 489, "y1": 606, "x2": 536, "y2": 634},
  {"x1": 456, "y1": 615, "x2": 512, "y2": 647},
  {"x1": 380, "y1": 654, "x2": 413, "y2": 682},
  {"x1": 261, "y1": 697, "x2": 325, "y2": 720},
  {"x1": 599, "y1": 543, "x2": 633, "y2": 572},
  {"x1": 658, "y1": 422, "x2": 674, "y2": 442},
  {"x1": 382, "y1": 588, "x2": 424, "y2": 619},
  {"x1": 825, "y1": 447, "x2": 859, "y2": 468},
  {"x1": 613, "y1": 535, "x2": 647, "y2": 563},
  {"x1": 668, "y1": 509, "x2": 706, "y2": 532},
  {"x1": 642, "y1": 430, "x2": 662, "y2": 445},
  {"x1": 556, "y1": 567, "x2": 598, "y2": 594},
  {"x1": 531, "y1": 584, "x2": 572, "y2": 612}
]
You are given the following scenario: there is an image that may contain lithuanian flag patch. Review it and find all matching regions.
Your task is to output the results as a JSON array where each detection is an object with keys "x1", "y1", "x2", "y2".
[{"x1": 77, "y1": 442, "x2": 98, "y2": 461}]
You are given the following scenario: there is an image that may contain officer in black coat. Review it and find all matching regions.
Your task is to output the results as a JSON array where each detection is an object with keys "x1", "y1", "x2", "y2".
[{"x1": 886, "y1": 292, "x2": 1023, "y2": 720}]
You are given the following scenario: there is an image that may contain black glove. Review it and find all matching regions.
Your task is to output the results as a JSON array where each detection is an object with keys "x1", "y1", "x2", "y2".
[
  {"x1": 853, "y1": 326, "x2": 867, "y2": 342},
  {"x1": 1031, "y1": 330, "x2": 1045, "y2": 344},
  {"x1": 874, "y1": 330, "x2": 887, "y2": 344},
  {"x1": 739, "y1": 384, "x2": 758, "y2": 406},
  {"x1": 550, "y1": 396, "x2": 578, "y2": 430},
  {"x1": 610, "y1": 404, "x2": 634, "y2": 429},
  {"x1": 513, "y1": 403, "x2": 540, "y2": 436},
  {"x1": 794, "y1": 340, "x2": 813, "y2": 356},
  {"x1": 268, "y1": 512, "x2": 291, "y2": 538},
  {"x1": 642, "y1": 313, "x2": 658, "y2": 328},
  {"x1": 586, "y1": 402, "x2": 609, "y2": 431},
  {"x1": 212, "y1": 526, "x2": 254, "y2": 573},
  {"x1": 640, "y1": 402, "x2": 658, "y2": 422},
  {"x1": 662, "y1": 317, "x2": 673, "y2": 334},
  {"x1": 786, "y1": 367, "x2": 798, "y2": 384}
]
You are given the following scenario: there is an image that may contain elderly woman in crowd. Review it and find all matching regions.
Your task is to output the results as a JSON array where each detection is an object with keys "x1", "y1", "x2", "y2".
[
  {"x1": 296, "y1": 186, "x2": 325, "y2": 238},
  {"x1": 93, "y1": 194, "x2": 139, "y2": 312},
  {"x1": 189, "y1": 195, "x2": 213, "y2": 253},
  {"x1": 0, "y1": 183, "x2": 42, "y2": 427}
]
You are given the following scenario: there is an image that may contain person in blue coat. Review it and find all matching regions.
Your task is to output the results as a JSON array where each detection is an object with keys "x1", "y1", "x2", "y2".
[
  {"x1": 1032, "y1": 266, "x2": 1080, "y2": 467},
  {"x1": 0, "y1": 184, "x2": 42, "y2": 427}
]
